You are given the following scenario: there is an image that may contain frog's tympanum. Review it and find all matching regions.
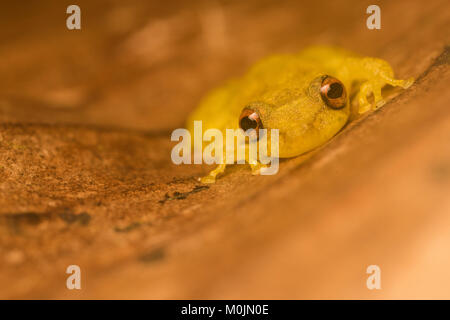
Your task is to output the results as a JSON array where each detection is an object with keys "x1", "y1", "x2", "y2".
[{"x1": 187, "y1": 46, "x2": 414, "y2": 183}]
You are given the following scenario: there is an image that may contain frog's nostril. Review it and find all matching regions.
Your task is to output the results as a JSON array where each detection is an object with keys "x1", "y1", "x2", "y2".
[{"x1": 239, "y1": 108, "x2": 263, "y2": 139}]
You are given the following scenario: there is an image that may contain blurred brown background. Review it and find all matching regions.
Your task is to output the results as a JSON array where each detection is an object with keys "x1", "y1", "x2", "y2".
[{"x1": 0, "y1": 0, "x2": 449, "y2": 299}]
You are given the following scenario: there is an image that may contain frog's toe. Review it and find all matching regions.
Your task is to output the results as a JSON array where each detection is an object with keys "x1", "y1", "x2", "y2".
[
  {"x1": 199, "y1": 175, "x2": 216, "y2": 184},
  {"x1": 375, "y1": 99, "x2": 386, "y2": 109},
  {"x1": 198, "y1": 163, "x2": 226, "y2": 184},
  {"x1": 402, "y1": 77, "x2": 414, "y2": 89},
  {"x1": 384, "y1": 76, "x2": 415, "y2": 89},
  {"x1": 250, "y1": 162, "x2": 267, "y2": 175}
]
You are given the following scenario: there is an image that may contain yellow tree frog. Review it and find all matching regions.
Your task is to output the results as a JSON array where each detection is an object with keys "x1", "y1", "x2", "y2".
[{"x1": 187, "y1": 46, "x2": 413, "y2": 183}]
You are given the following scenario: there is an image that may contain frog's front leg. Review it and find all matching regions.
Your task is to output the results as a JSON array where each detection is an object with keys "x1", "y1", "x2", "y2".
[
  {"x1": 199, "y1": 144, "x2": 268, "y2": 183},
  {"x1": 352, "y1": 57, "x2": 414, "y2": 114},
  {"x1": 357, "y1": 81, "x2": 385, "y2": 114}
]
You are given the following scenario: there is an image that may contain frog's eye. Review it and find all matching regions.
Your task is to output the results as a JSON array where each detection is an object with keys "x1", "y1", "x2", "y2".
[
  {"x1": 239, "y1": 108, "x2": 263, "y2": 139},
  {"x1": 320, "y1": 76, "x2": 347, "y2": 109}
]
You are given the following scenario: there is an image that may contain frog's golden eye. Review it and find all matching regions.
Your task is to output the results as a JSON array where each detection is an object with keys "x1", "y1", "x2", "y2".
[
  {"x1": 320, "y1": 76, "x2": 347, "y2": 109},
  {"x1": 239, "y1": 108, "x2": 263, "y2": 139}
]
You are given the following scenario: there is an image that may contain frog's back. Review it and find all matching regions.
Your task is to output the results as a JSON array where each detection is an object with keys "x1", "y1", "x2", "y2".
[{"x1": 187, "y1": 46, "x2": 357, "y2": 134}]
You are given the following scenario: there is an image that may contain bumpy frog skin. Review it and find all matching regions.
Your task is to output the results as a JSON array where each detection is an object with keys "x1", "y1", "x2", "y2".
[{"x1": 187, "y1": 46, "x2": 413, "y2": 183}]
